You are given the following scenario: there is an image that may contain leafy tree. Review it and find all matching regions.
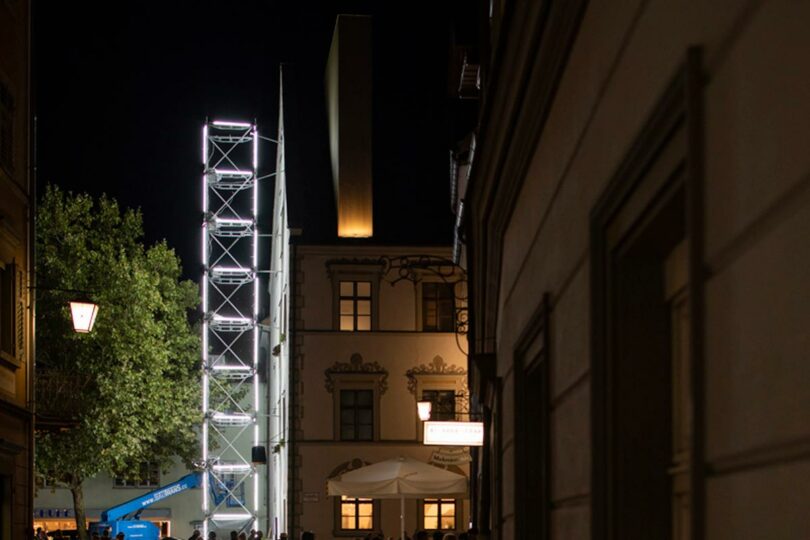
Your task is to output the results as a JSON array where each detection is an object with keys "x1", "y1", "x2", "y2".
[{"x1": 35, "y1": 185, "x2": 200, "y2": 540}]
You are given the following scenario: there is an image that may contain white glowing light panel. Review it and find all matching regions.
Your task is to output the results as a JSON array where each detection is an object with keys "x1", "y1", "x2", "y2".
[
  {"x1": 423, "y1": 421, "x2": 484, "y2": 446},
  {"x1": 201, "y1": 120, "x2": 261, "y2": 535}
]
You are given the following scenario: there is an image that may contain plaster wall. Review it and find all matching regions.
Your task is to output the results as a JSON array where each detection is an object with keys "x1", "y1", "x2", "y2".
[{"x1": 488, "y1": 0, "x2": 810, "y2": 537}]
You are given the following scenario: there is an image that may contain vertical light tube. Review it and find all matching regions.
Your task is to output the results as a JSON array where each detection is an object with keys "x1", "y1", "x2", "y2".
[
  {"x1": 252, "y1": 124, "x2": 261, "y2": 521},
  {"x1": 253, "y1": 128, "x2": 259, "y2": 170},
  {"x1": 201, "y1": 122, "x2": 210, "y2": 534},
  {"x1": 203, "y1": 124, "x2": 208, "y2": 165}
]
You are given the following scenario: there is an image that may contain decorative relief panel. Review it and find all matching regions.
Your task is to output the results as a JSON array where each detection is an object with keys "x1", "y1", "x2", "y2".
[
  {"x1": 405, "y1": 355, "x2": 466, "y2": 395},
  {"x1": 324, "y1": 353, "x2": 388, "y2": 394}
]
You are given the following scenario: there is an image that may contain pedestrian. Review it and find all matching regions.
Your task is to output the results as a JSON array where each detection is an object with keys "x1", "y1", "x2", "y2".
[
  {"x1": 188, "y1": 531, "x2": 202, "y2": 540},
  {"x1": 278, "y1": 534, "x2": 287, "y2": 540},
  {"x1": 230, "y1": 532, "x2": 238, "y2": 540},
  {"x1": 238, "y1": 533, "x2": 247, "y2": 540},
  {"x1": 116, "y1": 533, "x2": 126, "y2": 540},
  {"x1": 255, "y1": 531, "x2": 263, "y2": 540},
  {"x1": 208, "y1": 532, "x2": 217, "y2": 540},
  {"x1": 102, "y1": 528, "x2": 112, "y2": 540}
]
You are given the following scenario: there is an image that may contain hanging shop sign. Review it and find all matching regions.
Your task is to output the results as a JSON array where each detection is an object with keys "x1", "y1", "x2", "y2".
[{"x1": 423, "y1": 421, "x2": 484, "y2": 446}]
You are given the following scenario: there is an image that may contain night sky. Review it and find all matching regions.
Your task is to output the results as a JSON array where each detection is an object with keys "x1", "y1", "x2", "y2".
[{"x1": 34, "y1": 2, "x2": 456, "y2": 281}]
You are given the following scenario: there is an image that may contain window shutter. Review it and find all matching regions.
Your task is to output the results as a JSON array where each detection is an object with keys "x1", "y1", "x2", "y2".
[{"x1": 16, "y1": 264, "x2": 24, "y2": 359}]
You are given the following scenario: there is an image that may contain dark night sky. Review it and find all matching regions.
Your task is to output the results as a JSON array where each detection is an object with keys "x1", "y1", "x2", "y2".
[{"x1": 34, "y1": 2, "x2": 455, "y2": 281}]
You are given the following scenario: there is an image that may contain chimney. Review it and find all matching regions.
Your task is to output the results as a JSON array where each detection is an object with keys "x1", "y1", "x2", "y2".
[{"x1": 326, "y1": 15, "x2": 373, "y2": 238}]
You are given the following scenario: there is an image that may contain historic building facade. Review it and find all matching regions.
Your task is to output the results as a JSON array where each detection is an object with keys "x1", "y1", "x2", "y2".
[
  {"x1": 267, "y1": 16, "x2": 470, "y2": 538},
  {"x1": 456, "y1": 1, "x2": 810, "y2": 538},
  {"x1": 0, "y1": 0, "x2": 34, "y2": 538}
]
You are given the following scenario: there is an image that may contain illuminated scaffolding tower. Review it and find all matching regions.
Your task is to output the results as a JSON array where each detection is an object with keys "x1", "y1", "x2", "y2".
[{"x1": 201, "y1": 120, "x2": 261, "y2": 534}]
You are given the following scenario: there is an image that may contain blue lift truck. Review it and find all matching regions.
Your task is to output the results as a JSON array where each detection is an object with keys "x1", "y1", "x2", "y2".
[{"x1": 89, "y1": 472, "x2": 201, "y2": 540}]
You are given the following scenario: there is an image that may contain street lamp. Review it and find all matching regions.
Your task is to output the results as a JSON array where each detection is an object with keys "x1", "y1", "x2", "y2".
[
  {"x1": 417, "y1": 400, "x2": 432, "y2": 421},
  {"x1": 69, "y1": 300, "x2": 99, "y2": 333},
  {"x1": 32, "y1": 287, "x2": 100, "y2": 333}
]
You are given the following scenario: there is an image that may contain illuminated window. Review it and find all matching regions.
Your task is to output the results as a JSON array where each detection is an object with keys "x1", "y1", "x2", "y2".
[
  {"x1": 340, "y1": 389, "x2": 373, "y2": 441},
  {"x1": 422, "y1": 282, "x2": 455, "y2": 332},
  {"x1": 422, "y1": 498, "x2": 456, "y2": 530},
  {"x1": 421, "y1": 389, "x2": 456, "y2": 421},
  {"x1": 113, "y1": 462, "x2": 160, "y2": 488},
  {"x1": 339, "y1": 281, "x2": 371, "y2": 331},
  {"x1": 340, "y1": 496, "x2": 374, "y2": 531}
]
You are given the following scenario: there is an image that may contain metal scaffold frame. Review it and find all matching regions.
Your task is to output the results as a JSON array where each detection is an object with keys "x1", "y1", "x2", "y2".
[{"x1": 201, "y1": 119, "x2": 261, "y2": 535}]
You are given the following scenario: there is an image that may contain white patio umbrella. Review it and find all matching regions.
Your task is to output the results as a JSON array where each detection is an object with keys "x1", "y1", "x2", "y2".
[{"x1": 327, "y1": 456, "x2": 467, "y2": 540}]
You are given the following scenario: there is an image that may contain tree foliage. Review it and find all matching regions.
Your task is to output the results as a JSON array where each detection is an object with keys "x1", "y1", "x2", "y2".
[{"x1": 35, "y1": 185, "x2": 200, "y2": 538}]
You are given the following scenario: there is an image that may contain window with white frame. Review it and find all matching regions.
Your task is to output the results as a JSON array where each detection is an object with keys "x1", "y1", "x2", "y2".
[{"x1": 339, "y1": 281, "x2": 371, "y2": 331}]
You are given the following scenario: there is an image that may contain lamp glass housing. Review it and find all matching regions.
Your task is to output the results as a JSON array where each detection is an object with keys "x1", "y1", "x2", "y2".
[
  {"x1": 69, "y1": 301, "x2": 99, "y2": 333},
  {"x1": 417, "y1": 400, "x2": 432, "y2": 421}
]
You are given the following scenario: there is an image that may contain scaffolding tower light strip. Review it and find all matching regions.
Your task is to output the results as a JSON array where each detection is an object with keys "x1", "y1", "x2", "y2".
[{"x1": 201, "y1": 119, "x2": 261, "y2": 534}]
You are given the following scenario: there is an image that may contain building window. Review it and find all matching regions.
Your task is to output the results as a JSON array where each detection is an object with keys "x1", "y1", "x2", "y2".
[
  {"x1": 422, "y1": 282, "x2": 455, "y2": 332},
  {"x1": 0, "y1": 81, "x2": 13, "y2": 173},
  {"x1": 421, "y1": 389, "x2": 456, "y2": 421},
  {"x1": 339, "y1": 281, "x2": 371, "y2": 331},
  {"x1": 422, "y1": 498, "x2": 456, "y2": 530},
  {"x1": 0, "y1": 262, "x2": 15, "y2": 359},
  {"x1": 340, "y1": 389, "x2": 373, "y2": 441},
  {"x1": 339, "y1": 496, "x2": 374, "y2": 531},
  {"x1": 113, "y1": 462, "x2": 160, "y2": 488}
]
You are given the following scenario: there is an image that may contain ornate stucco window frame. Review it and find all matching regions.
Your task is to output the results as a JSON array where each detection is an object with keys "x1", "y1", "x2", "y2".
[
  {"x1": 325, "y1": 353, "x2": 388, "y2": 442},
  {"x1": 406, "y1": 355, "x2": 467, "y2": 440}
]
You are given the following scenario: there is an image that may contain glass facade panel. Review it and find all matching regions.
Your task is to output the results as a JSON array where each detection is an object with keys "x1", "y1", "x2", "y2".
[
  {"x1": 340, "y1": 316, "x2": 354, "y2": 331},
  {"x1": 356, "y1": 316, "x2": 371, "y2": 331},
  {"x1": 356, "y1": 281, "x2": 371, "y2": 296},
  {"x1": 357, "y1": 300, "x2": 371, "y2": 315}
]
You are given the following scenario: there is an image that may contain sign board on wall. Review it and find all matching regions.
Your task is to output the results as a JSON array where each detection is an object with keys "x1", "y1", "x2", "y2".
[
  {"x1": 423, "y1": 421, "x2": 484, "y2": 446},
  {"x1": 430, "y1": 447, "x2": 473, "y2": 466}
]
